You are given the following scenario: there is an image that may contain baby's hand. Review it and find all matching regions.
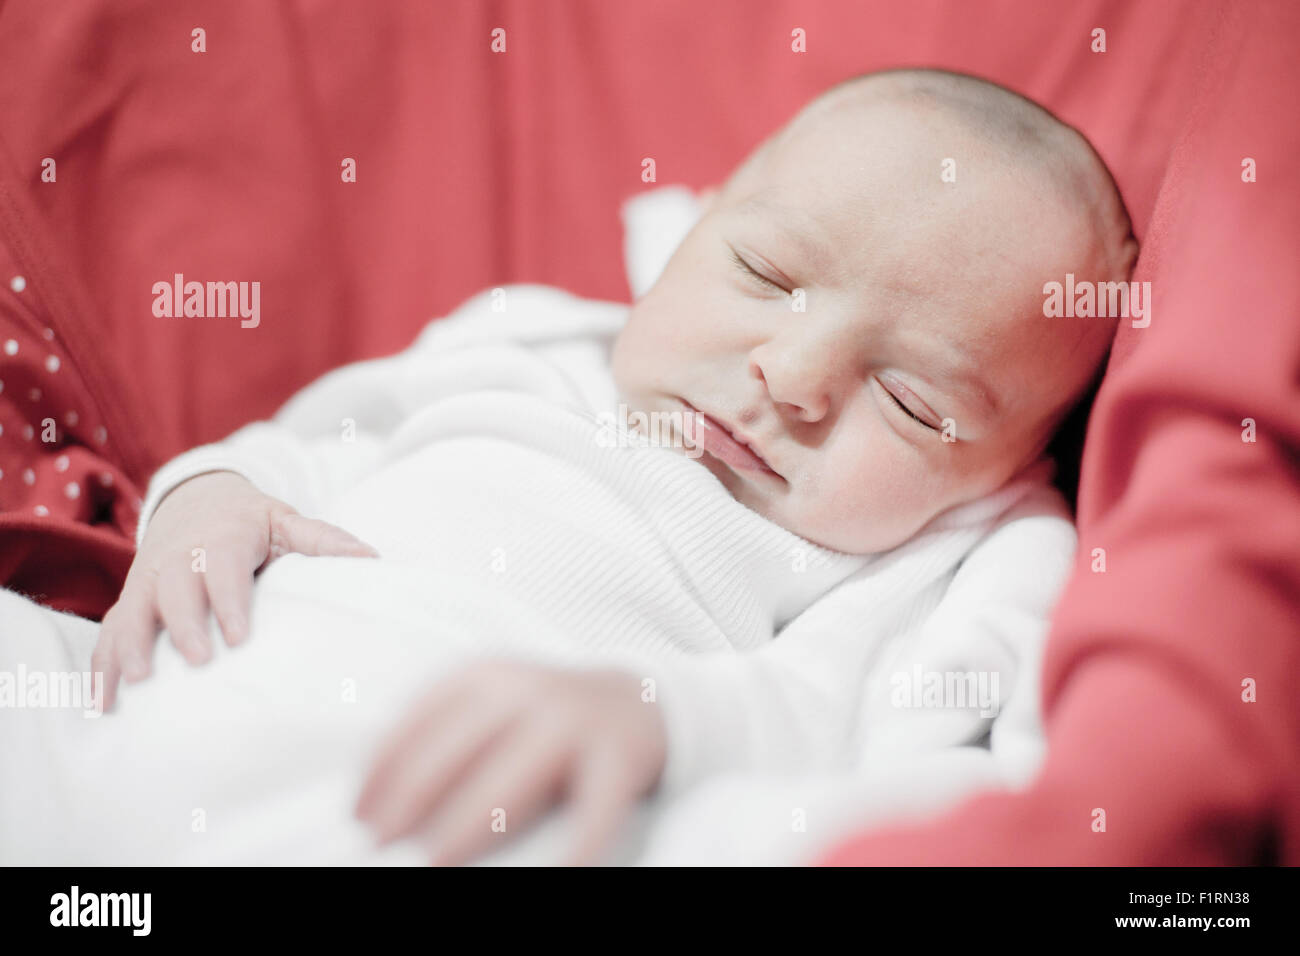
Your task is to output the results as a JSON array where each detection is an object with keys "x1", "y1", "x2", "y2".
[
  {"x1": 91, "y1": 470, "x2": 379, "y2": 710},
  {"x1": 354, "y1": 659, "x2": 667, "y2": 866}
]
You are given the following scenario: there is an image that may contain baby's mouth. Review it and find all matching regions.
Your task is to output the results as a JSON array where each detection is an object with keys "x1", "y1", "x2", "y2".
[{"x1": 678, "y1": 401, "x2": 782, "y2": 479}]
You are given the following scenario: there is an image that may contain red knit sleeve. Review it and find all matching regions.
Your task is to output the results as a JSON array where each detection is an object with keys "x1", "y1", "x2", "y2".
[{"x1": 0, "y1": 227, "x2": 142, "y2": 619}]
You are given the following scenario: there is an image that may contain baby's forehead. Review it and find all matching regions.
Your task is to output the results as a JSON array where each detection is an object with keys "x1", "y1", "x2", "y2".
[
  {"x1": 783, "y1": 86, "x2": 1127, "y2": 266},
  {"x1": 730, "y1": 162, "x2": 1069, "y2": 285},
  {"x1": 738, "y1": 123, "x2": 1116, "y2": 289},
  {"x1": 769, "y1": 80, "x2": 1100, "y2": 202},
  {"x1": 794, "y1": 74, "x2": 1066, "y2": 153}
]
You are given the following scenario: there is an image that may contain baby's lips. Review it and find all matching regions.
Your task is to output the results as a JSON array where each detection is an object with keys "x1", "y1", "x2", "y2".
[{"x1": 688, "y1": 406, "x2": 779, "y2": 476}]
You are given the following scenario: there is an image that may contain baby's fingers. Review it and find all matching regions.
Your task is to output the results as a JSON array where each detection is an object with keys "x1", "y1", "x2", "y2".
[
  {"x1": 202, "y1": 548, "x2": 254, "y2": 647},
  {"x1": 155, "y1": 559, "x2": 213, "y2": 666},
  {"x1": 88, "y1": 632, "x2": 120, "y2": 711},
  {"x1": 274, "y1": 513, "x2": 380, "y2": 559},
  {"x1": 563, "y1": 744, "x2": 641, "y2": 867},
  {"x1": 95, "y1": 582, "x2": 160, "y2": 708}
]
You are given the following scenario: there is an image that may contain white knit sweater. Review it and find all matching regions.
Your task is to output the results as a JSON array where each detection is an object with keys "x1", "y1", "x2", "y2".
[{"x1": 136, "y1": 283, "x2": 1077, "y2": 798}]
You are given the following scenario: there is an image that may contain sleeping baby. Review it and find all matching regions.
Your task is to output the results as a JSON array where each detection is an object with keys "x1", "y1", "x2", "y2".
[{"x1": 79, "y1": 68, "x2": 1135, "y2": 866}]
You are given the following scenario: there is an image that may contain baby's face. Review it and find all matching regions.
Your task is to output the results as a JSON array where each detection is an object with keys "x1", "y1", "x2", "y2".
[{"x1": 612, "y1": 96, "x2": 1111, "y2": 553}]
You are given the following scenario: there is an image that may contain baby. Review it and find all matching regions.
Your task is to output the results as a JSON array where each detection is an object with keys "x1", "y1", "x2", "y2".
[{"x1": 85, "y1": 69, "x2": 1135, "y2": 866}]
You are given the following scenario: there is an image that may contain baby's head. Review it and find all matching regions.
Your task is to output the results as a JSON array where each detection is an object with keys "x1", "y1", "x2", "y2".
[{"x1": 612, "y1": 68, "x2": 1137, "y2": 553}]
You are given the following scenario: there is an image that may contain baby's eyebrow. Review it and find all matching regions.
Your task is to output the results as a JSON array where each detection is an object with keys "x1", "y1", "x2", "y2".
[{"x1": 734, "y1": 197, "x2": 832, "y2": 268}]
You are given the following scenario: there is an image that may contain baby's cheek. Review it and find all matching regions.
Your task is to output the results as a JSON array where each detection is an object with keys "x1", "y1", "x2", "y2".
[
  {"x1": 799, "y1": 433, "x2": 946, "y2": 552},
  {"x1": 614, "y1": 314, "x2": 673, "y2": 390},
  {"x1": 620, "y1": 299, "x2": 702, "y2": 373}
]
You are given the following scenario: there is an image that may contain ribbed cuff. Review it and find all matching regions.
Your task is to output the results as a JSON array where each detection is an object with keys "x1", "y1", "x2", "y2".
[{"x1": 134, "y1": 445, "x2": 290, "y2": 549}]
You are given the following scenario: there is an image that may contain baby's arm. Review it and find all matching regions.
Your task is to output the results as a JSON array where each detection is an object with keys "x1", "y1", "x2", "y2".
[
  {"x1": 102, "y1": 285, "x2": 628, "y2": 707},
  {"x1": 94, "y1": 470, "x2": 380, "y2": 710},
  {"x1": 647, "y1": 485, "x2": 1076, "y2": 798},
  {"x1": 101, "y1": 292, "x2": 507, "y2": 707},
  {"x1": 135, "y1": 284, "x2": 627, "y2": 534},
  {"x1": 138, "y1": 332, "x2": 455, "y2": 536},
  {"x1": 96, "y1": 339, "x2": 436, "y2": 709}
]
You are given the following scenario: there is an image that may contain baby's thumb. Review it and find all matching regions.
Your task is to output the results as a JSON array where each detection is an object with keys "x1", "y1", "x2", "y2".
[{"x1": 275, "y1": 512, "x2": 381, "y2": 559}]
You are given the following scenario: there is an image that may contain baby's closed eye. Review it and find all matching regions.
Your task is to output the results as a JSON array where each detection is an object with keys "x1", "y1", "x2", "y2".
[
  {"x1": 728, "y1": 247, "x2": 789, "y2": 295},
  {"x1": 876, "y1": 377, "x2": 938, "y2": 430}
]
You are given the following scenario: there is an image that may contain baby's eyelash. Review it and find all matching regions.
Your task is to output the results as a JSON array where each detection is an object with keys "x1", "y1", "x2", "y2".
[
  {"x1": 729, "y1": 249, "x2": 784, "y2": 292},
  {"x1": 884, "y1": 385, "x2": 936, "y2": 430}
]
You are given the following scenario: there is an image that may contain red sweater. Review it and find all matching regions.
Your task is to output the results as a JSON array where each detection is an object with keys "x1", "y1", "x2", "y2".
[{"x1": 822, "y1": 3, "x2": 1300, "y2": 866}]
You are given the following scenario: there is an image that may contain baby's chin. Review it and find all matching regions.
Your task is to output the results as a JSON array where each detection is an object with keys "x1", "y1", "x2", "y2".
[
  {"x1": 664, "y1": 441, "x2": 916, "y2": 553},
  {"x1": 652, "y1": 433, "x2": 768, "y2": 504},
  {"x1": 661, "y1": 441, "x2": 821, "y2": 541}
]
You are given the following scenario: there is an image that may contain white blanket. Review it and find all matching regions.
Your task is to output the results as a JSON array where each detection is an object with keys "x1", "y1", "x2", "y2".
[{"x1": 0, "y1": 577, "x2": 644, "y2": 865}]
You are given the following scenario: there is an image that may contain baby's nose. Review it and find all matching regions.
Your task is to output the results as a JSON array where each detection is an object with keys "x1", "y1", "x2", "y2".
[{"x1": 750, "y1": 355, "x2": 832, "y2": 423}]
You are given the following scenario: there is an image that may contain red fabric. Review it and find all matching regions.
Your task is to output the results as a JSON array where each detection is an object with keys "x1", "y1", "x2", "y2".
[{"x1": 0, "y1": 0, "x2": 1295, "y2": 863}]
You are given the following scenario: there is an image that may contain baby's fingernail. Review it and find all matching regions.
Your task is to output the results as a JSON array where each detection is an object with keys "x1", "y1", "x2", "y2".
[
  {"x1": 122, "y1": 654, "x2": 147, "y2": 680},
  {"x1": 225, "y1": 617, "x2": 247, "y2": 645}
]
